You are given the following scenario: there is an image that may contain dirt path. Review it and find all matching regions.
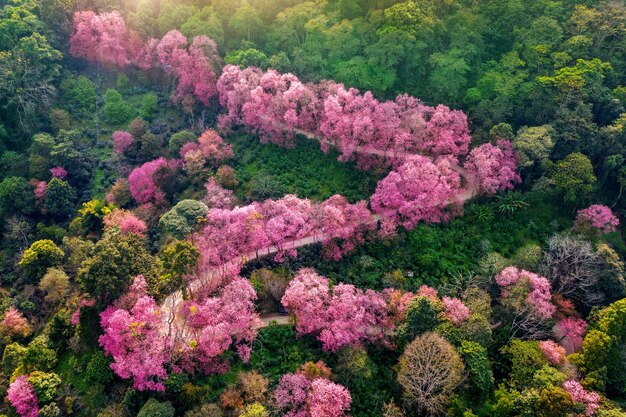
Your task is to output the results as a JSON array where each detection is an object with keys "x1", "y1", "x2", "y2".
[{"x1": 160, "y1": 127, "x2": 481, "y2": 326}]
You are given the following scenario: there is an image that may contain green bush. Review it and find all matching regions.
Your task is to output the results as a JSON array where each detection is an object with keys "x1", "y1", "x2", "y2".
[
  {"x1": 137, "y1": 399, "x2": 174, "y2": 417},
  {"x1": 85, "y1": 351, "x2": 114, "y2": 384},
  {"x1": 103, "y1": 89, "x2": 133, "y2": 125}
]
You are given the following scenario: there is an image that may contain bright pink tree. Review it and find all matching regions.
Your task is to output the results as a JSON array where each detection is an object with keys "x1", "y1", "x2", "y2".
[
  {"x1": 274, "y1": 372, "x2": 352, "y2": 417},
  {"x1": 370, "y1": 155, "x2": 462, "y2": 229},
  {"x1": 464, "y1": 140, "x2": 520, "y2": 194},
  {"x1": 112, "y1": 131, "x2": 134, "y2": 154},
  {"x1": 573, "y1": 204, "x2": 620, "y2": 234},
  {"x1": 197, "y1": 129, "x2": 234, "y2": 166},
  {"x1": 442, "y1": 296, "x2": 471, "y2": 325},
  {"x1": 282, "y1": 268, "x2": 398, "y2": 351},
  {"x1": 562, "y1": 380, "x2": 600, "y2": 416},
  {"x1": 99, "y1": 276, "x2": 260, "y2": 391},
  {"x1": 128, "y1": 158, "x2": 179, "y2": 204},
  {"x1": 7, "y1": 376, "x2": 38, "y2": 417},
  {"x1": 539, "y1": 340, "x2": 567, "y2": 364},
  {"x1": 216, "y1": 65, "x2": 263, "y2": 132},
  {"x1": 49, "y1": 166, "x2": 67, "y2": 179},
  {"x1": 557, "y1": 317, "x2": 588, "y2": 352}
]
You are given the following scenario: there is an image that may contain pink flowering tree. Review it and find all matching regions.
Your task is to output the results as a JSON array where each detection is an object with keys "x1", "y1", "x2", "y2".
[
  {"x1": 99, "y1": 276, "x2": 261, "y2": 391},
  {"x1": 573, "y1": 204, "x2": 620, "y2": 235},
  {"x1": 464, "y1": 140, "x2": 520, "y2": 194},
  {"x1": 441, "y1": 296, "x2": 471, "y2": 325},
  {"x1": 103, "y1": 209, "x2": 147, "y2": 237},
  {"x1": 562, "y1": 380, "x2": 600, "y2": 416},
  {"x1": 196, "y1": 129, "x2": 234, "y2": 166},
  {"x1": 202, "y1": 178, "x2": 234, "y2": 209},
  {"x1": 282, "y1": 268, "x2": 401, "y2": 351},
  {"x1": 49, "y1": 166, "x2": 67, "y2": 180},
  {"x1": 370, "y1": 155, "x2": 462, "y2": 230},
  {"x1": 70, "y1": 11, "x2": 141, "y2": 68},
  {"x1": 112, "y1": 131, "x2": 134, "y2": 154},
  {"x1": 128, "y1": 158, "x2": 179, "y2": 204},
  {"x1": 1, "y1": 307, "x2": 31, "y2": 338},
  {"x1": 539, "y1": 340, "x2": 567, "y2": 364},
  {"x1": 274, "y1": 372, "x2": 352, "y2": 417},
  {"x1": 496, "y1": 266, "x2": 556, "y2": 338},
  {"x1": 556, "y1": 317, "x2": 588, "y2": 353},
  {"x1": 7, "y1": 375, "x2": 38, "y2": 417}
]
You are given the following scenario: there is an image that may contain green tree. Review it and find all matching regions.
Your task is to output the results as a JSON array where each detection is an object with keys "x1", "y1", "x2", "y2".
[
  {"x1": 159, "y1": 200, "x2": 209, "y2": 239},
  {"x1": 397, "y1": 296, "x2": 440, "y2": 343},
  {"x1": 169, "y1": 130, "x2": 197, "y2": 154},
  {"x1": 139, "y1": 92, "x2": 158, "y2": 121},
  {"x1": 551, "y1": 152, "x2": 597, "y2": 204},
  {"x1": 45, "y1": 178, "x2": 76, "y2": 218},
  {"x1": 458, "y1": 340, "x2": 493, "y2": 398},
  {"x1": 19, "y1": 239, "x2": 64, "y2": 281},
  {"x1": 228, "y1": 1, "x2": 264, "y2": 43},
  {"x1": 513, "y1": 125, "x2": 555, "y2": 169},
  {"x1": 103, "y1": 89, "x2": 132, "y2": 125},
  {"x1": 535, "y1": 386, "x2": 577, "y2": 417},
  {"x1": 137, "y1": 399, "x2": 174, "y2": 417},
  {"x1": 0, "y1": 177, "x2": 34, "y2": 216},
  {"x1": 501, "y1": 340, "x2": 548, "y2": 387},
  {"x1": 28, "y1": 371, "x2": 61, "y2": 402},
  {"x1": 78, "y1": 232, "x2": 158, "y2": 302}
]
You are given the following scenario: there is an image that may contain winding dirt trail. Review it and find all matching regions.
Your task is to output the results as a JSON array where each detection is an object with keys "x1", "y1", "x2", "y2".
[{"x1": 160, "y1": 128, "x2": 481, "y2": 324}]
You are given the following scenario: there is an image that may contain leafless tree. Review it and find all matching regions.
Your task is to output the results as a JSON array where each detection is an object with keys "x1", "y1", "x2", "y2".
[
  {"x1": 540, "y1": 234, "x2": 603, "y2": 306},
  {"x1": 398, "y1": 332, "x2": 465, "y2": 416}
]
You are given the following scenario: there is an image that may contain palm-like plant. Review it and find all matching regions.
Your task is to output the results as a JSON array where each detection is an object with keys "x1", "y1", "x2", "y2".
[{"x1": 494, "y1": 191, "x2": 529, "y2": 215}]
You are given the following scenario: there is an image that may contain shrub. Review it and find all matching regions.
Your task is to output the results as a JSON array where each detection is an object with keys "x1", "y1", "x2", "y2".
[
  {"x1": 103, "y1": 89, "x2": 133, "y2": 125},
  {"x1": 137, "y1": 399, "x2": 174, "y2": 417}
]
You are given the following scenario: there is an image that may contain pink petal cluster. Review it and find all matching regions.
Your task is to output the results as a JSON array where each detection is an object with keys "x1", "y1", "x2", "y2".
[
  {"x1": 281, "y1": 268, "x2": 405, "y2": 351},
  {"x1": 202, "y1": 178, "x2": 234, "y2": 209},
  {"x1": 562, "y1": 380, "x2": 600, "y2": 416},
  {"x1": 128, "y1": 158, "x2": 179, "y2": 204},
  {"x1": 573, "y1": 204, "x2": 620, "y2": 234},
  {"x1": 2, "y1": 307, "x2": 30, "y2": 338},
  {"x1": 33, "y1": 180, "x2": 47, "y2": 204},
  {"x1": 7, "y1": 375, "x2": 38, "y2": 417},
  {"x1": 442, "y1": 296, "x2": 471, "y2": 325},
  {"x1": 218, "y1": 65, "x2": 470, "y2": 167},
  {"x1": 370, "y1": 155, "x2": 462, "y2": 229},
  {"x1": 496, "y1": 267, "x2": 556, "y2": 319},
  {"x1": 417, "y1": 285, "x2": 439, "y2": 302},
  {"x1": 464, "y1": 140, "x2": 520, "y2": 194},
  {"x1": 274, "y1": 372, "x2": 352, "y2": 417},
  {"x1": 69, "y1": 11, "x2": 141, "y2": 68},
  {"x1": 558, "y1": 317, "x2": 588, "y2": 352},
  {"x1": 181, "y1": 130, "x2": 234, "y2": 173},
  {"x1": 539, "y1": 340, "x2": 567, "y2": 364},
  {"x1": 49, "y1": 166, "x2": 67, "y2": 179},
  {"x1": 112, "y1": 131, "x2": 134, "y2": 154},
  {"x1": 99, "y1": 276, "x2": 261, "y2": 391},
  {"x1": 103, "y1": 209, "x2": 147, "y2": 237},
  {"x1": 192, "y1": 194, "x2": 374, "y2": 271}
]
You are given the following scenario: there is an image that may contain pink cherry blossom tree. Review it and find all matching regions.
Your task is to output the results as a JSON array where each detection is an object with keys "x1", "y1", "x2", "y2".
[
  {"x1": 274, "y1": 372, "x2": 352, "y2": 417},
  {"x1": 370, "y1": 155, "x2": 462, "y2": 229},
  {"x1": 441, "y1": 296, "x2": 471, "y2": 325},
  {"x1": 197, "y1": 129, "x2": 234, "y2": 166},
  {"x1": 464, "y1": 140, "x2": 520, "y2": 194},
  {"x1": 557, "y1": 317, "x2": 588, "y2": 352},
  {"x1": 70, "y1": 11, "x2": 141, "y2": 68},
  {"x1": 496, "y1": 266, "x2": 556, "y2": 320},
  {"x1": 128, "y1": 158, "x2": 179, "y2": 205},
  {"x1": 562, "y1": 380, "x2": 600, "y2": 416},
  {"x1": 49, "y1": 166, "x2": 67, "y2": 180},
  {"x1": 103, "y1": 209, "x2": 147, "y2": 237},
  {"x1": 282, "y1": 268, "x2": 402, "y2": 351},
  {"x1": 573, "y1": 204, "x2": 620, "y2": 234},
  {"x1": 1, "y1": 307, "x2": 31, "y2": 338},
  {"x1": 7, "y1": 375, "x2": 38, "y2": 417},
  {"x1": 112, "y1": 131, "x2": 134, "y2": 154},
  {"x1": 539, "y1": 340, "x2": 567, "y2": 364}
]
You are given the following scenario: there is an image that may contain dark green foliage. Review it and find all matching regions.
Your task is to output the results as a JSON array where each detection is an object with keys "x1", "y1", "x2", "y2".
[
  {"x1": 398, "y1": 297, "x2": 440, "y2": 343},
  {"x1": 459, "y1": 340, "x2": 494, "y2": 398},
  {"x1": 169, "y1": 130, "x2": 197, "y2": 154},
  {"x1": 85, "y1": 351, "x2": 114, "y2": 385},
  {"x1": 500, "y1": 340, "x2": 548, "y2": 388},
  {"x1": 78, "y1": 232, "x2": 158, "y2": 302},
  {"x1": 45, "y1": 178, "x2": 77, "y2": 218},
  {"x1": 0, "y1": 176, "x2": 34, "y2": 216},
  {"x1": 139, "y1": 92, "x2": 159, "y2": 120}
]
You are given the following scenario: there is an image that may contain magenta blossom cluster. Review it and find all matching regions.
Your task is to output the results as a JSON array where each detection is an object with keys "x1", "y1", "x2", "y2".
[
  {"x1": 128, "y1": 158, "x2": 181, "y2": 204},
  {"x1": 112, "y1": 131, "x2": 134, "y2": 154},
  {"x1": 539, "y1": 340, "x2": 567, "y2": 364},
  {"x1": 274, "y1": 372, "x2": 352, "y2": 417},
  {"x1": 563, "y1": 380, "x2": 600, "y2": 416},
  {"x1": 442, "y1": 296, "x2": 471, "y2": 325},
  {"x1": 7, "y1": 375, "x2": 38, "y2": 417},
  {"x1": 496, "y1": 266, "x2": 556, "y2": 319},
  {"x1": 464, "y1": 140, "x2": 520, "y2": 194},
  {"x1": 573, "y1": 204, "x2": 620, "y2": 234},
  {"x1": 281, "y1": 268, "x2": 415, "y2": 352}
]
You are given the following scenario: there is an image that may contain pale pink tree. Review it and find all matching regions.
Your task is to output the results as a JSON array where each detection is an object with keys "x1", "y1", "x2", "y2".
[
  {"x1": 557, "y1": 317, "x2": 588, "y2": 352},
  {"x1": 70, "y1": 11, "x2": 140, "y2": 68},
  {"x1": 496, "y1": 266, "x2": 556, "y2": 320},
  {"x1": 464, "y1": 140, "x2": 520, "y2": 194},
  {"x1": 562, "y1": 380, "x2": 600, "y2": 416},
  {"x1": 7, "y1": 375, "x2": 38, "y2": 417},
  {"x1": 197, "y1": 129, "x2": 234, "y2": 166},
  {"x1": 216, "y1": 65, "x2": 263, "y2": 132},
  {"x1": 49, "y1": 166, "x2": 67, "y2": 179},
  {"x1": 112, "y1": 131, "x2": 134, "y2": 154},
  {"x1": 573, "y1": 204, "x2": 620, "y2": 234},
  {"x1": 539, "y1": 340, "x2": 567, "y2": 364},
  {"x1": 370, "y1": 155, "x2": 462, "y2": 229},
  {"x1": 1, "y1": 307, "x2": 31, "y2": 338},
  {"x1": 202, "y1": 178, "x2": 234, "y2": 209},
  {"x1": 441, "y1": 296, "x2": 470, "y2": 325},
  {"x1": 417, "y1": 285, "x2": 439, "y2": 302}
]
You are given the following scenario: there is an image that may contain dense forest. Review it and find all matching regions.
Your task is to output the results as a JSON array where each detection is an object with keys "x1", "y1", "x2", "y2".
[{"x1": 0, "y1": 0, "x2": 625, "y2": 416}]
